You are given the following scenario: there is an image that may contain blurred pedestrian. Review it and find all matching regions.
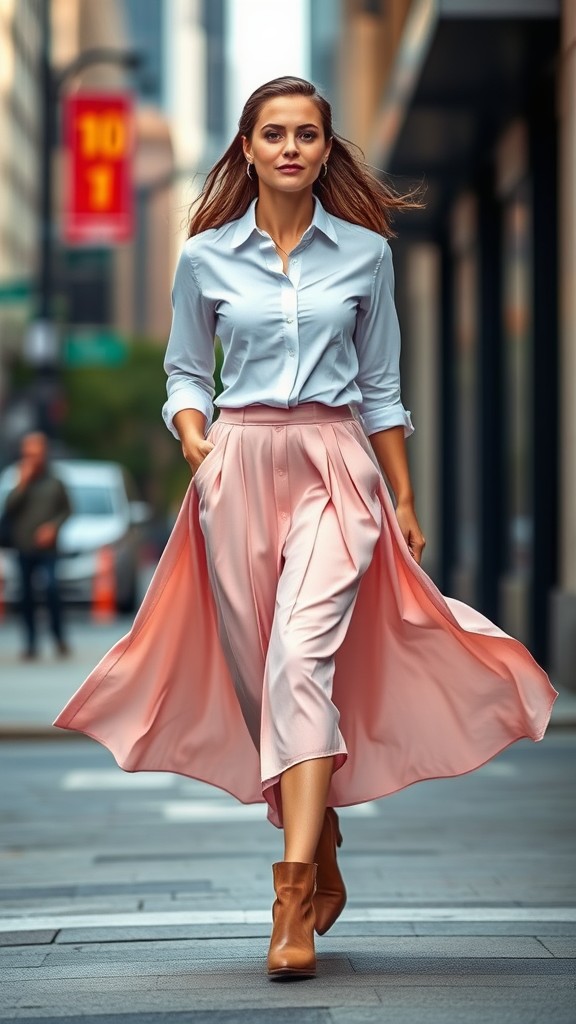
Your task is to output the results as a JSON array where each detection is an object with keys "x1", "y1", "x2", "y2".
[
  {"x1": 5, "y1": 432, "x2": 71, "y2": 659},
  {"x1": 55, "y1": 77, "x2": 558, "y2": 980}
]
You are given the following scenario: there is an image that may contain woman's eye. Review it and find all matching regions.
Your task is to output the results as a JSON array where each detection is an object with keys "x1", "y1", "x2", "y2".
[{"x1": 263, "y1": 130, "x2": 318, "y2": 142}]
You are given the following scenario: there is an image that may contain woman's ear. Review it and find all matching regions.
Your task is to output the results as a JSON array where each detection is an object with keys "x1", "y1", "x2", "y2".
[{"x1": 241, "y1": 136, "x2": 252, "y2": 162}]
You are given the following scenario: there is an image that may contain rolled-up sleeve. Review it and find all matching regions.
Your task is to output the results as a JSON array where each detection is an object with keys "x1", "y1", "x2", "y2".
[
  {"x1": 353, "y1": 239, "x2": 414, "y2": 438},
  {"x1": 162, "y1": 244, "x2": 216, "y2": 439}
]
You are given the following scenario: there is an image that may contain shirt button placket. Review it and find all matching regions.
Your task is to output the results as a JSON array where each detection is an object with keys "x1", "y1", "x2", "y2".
[
  {"x1": 281, "y1": 271, "x2": 299, "y2": 399},
  {"x1": 272, "y1": 423, "x2": 290, "y2": 541}
]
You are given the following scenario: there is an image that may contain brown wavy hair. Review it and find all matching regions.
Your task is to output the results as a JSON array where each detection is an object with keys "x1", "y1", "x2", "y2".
[{"x1": 188, "y1": 76, "x2": 425, "y2": 238}]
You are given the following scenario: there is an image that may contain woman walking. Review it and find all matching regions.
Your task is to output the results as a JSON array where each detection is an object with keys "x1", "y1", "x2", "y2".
[{"x1": 54, "y1": 77, "x2": 558, "y2": 980}]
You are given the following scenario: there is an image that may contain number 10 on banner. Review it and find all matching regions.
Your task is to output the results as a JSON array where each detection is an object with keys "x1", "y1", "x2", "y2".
[{"x1": 63, "y1": 93, "x2": 135, "y2": 245}]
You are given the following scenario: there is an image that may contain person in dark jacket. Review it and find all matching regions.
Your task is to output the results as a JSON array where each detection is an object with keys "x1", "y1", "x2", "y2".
[{"x1": 5, "y1": 432, "x2": 71, "y2": 659}]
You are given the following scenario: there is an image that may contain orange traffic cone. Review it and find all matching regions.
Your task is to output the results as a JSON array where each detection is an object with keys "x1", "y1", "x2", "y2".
[{"x1": 91, "y1": 546, "x2": 117, "y2": 622}]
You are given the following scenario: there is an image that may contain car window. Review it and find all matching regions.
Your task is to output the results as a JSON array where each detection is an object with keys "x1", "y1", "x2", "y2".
[{"x1": 68, "y1": 485, "x2": 116, "y2": 516}]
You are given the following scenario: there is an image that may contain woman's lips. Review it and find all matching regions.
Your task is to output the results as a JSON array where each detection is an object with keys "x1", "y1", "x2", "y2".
[{"x1": 277, "y1": 166, "x2": 304, "y2": 175}]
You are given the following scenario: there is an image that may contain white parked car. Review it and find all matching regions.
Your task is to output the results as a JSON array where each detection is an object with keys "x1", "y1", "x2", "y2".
[{"x1": 0, "y1": 459, "x2": 151, "y2": 612}]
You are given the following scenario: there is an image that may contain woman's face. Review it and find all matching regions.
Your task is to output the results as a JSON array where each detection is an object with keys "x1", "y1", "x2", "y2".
[{"x1": 242, "y1": 95, "x2": 332, "y2": 195}]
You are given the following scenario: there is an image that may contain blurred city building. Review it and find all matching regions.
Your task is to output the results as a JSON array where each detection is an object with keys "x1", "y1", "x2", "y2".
[
  {"x1": 161, "y1": 0, "x2": 227, "y2": 284},
  {"x1": 338, "y1": 0, "x2": 573, "y2": 686},
  {"x1": 310, "y1": 0, "x2": 343, "y2": 120},
  {"x1": 0, "y1": 0, "x2": 43, "y2": 439}
]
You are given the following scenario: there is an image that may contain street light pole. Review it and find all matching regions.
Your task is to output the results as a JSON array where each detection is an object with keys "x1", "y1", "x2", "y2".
[
  {"x1": 30, "y1": 0, "x2": 143, "y2": 432},
  {"x1": 24, "y1": 0, "x2": 60, "y2": 433},
  {"x1": 38, "y1": 0, "x2": 53, "y2": 324}
]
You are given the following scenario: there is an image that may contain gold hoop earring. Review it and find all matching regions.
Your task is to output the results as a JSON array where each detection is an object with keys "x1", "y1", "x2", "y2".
[
  {"x1": 246, "y1": 161, "x2": 254, "y2": 180},
  {"x1": 322, "y1": 162, "x2": 328, "y2": 177}
]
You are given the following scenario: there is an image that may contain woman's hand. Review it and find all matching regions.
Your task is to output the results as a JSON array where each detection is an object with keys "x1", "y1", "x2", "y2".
[
  {"x1": 367, "y1": 427, "x2": 426, "y2": 564},
  {"x1": 180, "y1": 431, "x2": 215, "y2": 476},
  {"x1": 395, "y1": 499, "x2": 426, "y2": 565},
  {"x1": 172, "y1": 409, "x2": 213, "y2": 476}
]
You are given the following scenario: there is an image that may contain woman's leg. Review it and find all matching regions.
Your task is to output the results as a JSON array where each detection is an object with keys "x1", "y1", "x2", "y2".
[{"x1": 280, "y1": 754, "x2": 334, "y2": 862}]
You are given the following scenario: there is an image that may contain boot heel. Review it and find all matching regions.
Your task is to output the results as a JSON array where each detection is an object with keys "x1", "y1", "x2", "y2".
[{"x1": 313, "y1": 808, "x2": 347, "y2": 935}]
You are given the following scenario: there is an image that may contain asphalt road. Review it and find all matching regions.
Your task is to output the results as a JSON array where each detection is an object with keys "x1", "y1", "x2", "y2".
[{"x1": 0, "y1": 728, "x2": 575, "y2": 1022}]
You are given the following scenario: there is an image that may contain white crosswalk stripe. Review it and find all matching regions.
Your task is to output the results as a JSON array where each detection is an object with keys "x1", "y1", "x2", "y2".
[
  {"x1": 161, "y1": 800, "x2": 377, "y2": 822},
  {"x1": 61, "y1": 771, "x2": 176, "y2": 790},
  {"x1": 1, "y1": 906, "x2": 575, "y2": 932}
]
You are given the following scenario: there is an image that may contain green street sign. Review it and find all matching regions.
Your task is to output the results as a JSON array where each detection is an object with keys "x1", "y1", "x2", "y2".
[
  {"x1": 63, "y1": 330, "x2": 127, "y2": 367},
  {"x1": 0, "y1": 280, "x2": 33, "y2": 304}
]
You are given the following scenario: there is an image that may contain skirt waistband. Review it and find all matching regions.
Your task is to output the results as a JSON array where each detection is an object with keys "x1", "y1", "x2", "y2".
[{"x1": 217, "y1": 403, "x2": 355, "y2": 425}]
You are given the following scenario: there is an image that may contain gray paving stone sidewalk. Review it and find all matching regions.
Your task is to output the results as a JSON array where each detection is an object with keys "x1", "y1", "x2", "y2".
[
  {"x1": 0, "y1": 732, "x2": 575, "y2": 1023},
  {"x1": 0, "y1": 615, "x2": 130, "y2": 733}
]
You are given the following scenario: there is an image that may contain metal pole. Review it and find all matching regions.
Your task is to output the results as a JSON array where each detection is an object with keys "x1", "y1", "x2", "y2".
[
  {"x1": 25, "y1": 0, "x2": 59, "y2": 437},
  {"x1": 38, "y1": 0, "x2": 53, "y2": 322}
]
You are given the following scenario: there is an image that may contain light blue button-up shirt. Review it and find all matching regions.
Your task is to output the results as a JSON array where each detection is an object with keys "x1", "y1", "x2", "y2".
[{"x1": 162, "y1": 195, "x2": 414, "y2": 439}]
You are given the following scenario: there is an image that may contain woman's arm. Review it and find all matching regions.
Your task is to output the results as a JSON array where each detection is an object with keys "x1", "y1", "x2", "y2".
[
  {"x1": 352, "y1": 241, "x2": 426, "y2": 564},
  {"x1": 163, "y1": 244, "x2": 218, "y2": 474},
  {"x1": 353, "y1": 241, "x2": 415, "y2": 439},
  {"x1": 162, "y1": 246, "x2": 216, "y2": 442},
  {"x1": 173, "y1": 408, "x2": 215, "y2": 475},
  {"x1": 370, "y1": 425, "x2": 426, "y2": 564}
]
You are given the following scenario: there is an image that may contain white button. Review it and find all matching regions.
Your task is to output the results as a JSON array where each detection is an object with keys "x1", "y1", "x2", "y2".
[
  {"x1": 286, "y1": 317, "x2": 294, "y2": 324},
  {"x1": 292, "y1": 258, "x2": 298, "y2": 264},
  {"x1": 287, "y1": 350, "x2": 294, "y2": 357}
]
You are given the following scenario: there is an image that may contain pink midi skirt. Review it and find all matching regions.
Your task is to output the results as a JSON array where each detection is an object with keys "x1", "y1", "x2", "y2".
[{"x1": 53, "y1": 402, "x2": 558, "y2": 828}]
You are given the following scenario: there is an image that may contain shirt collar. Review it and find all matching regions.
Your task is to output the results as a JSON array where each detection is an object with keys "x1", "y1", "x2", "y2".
[{"x1": 230, "y1": 194, "x2": 339, "y2": 249}]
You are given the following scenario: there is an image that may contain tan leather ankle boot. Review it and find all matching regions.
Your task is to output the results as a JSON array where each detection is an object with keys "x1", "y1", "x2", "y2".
[
  {"x1": 267, "y1": 861, "x2": 317, "y2": 979},
  {"x1": 313, "y1": 807, "x2": 347, "y2": 935}
]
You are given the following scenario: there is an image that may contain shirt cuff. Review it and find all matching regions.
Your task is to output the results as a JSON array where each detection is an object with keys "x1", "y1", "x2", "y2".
[
  {"x1": 162, "y1": 387, "x2": 214, "y2": 439},
  {"x1": 359, "y1": 405, "x2": 415, "y2": 438}
]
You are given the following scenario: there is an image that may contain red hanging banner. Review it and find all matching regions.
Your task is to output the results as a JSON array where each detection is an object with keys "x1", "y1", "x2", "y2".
[{"x1": 63, "y1": 93, "x2": 135, "y2": 245}]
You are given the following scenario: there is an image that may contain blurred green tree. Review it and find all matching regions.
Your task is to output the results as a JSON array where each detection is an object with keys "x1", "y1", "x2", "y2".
[{"x1": 61, "y1": 337, "x2": 224, "y2": 512}]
